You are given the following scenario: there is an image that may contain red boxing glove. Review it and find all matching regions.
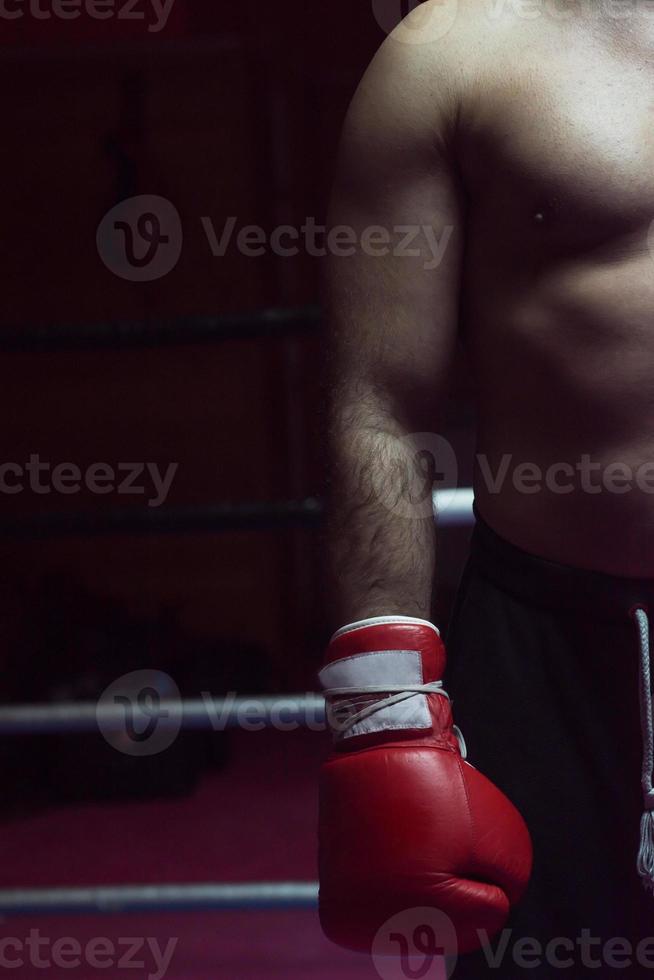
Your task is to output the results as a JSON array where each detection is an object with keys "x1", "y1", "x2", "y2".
[{"x1": 318, "y1": 616, "x2": 532, "y2": 955}]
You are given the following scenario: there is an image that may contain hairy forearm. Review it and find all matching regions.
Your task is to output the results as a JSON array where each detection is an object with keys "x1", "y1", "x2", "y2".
[{"x1": 327, "y1": 392, "x2": 437, "y2": 627}]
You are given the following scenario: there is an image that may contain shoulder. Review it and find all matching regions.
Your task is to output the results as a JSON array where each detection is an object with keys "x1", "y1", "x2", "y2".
[{"x1": 349, "y1": 0, "x2": 510, "y2": 150}]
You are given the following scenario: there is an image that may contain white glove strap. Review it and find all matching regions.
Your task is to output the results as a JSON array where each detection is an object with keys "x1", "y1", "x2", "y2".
[
  {"x1": 320, "y1": 650, "x2": 433, "y2": 739},
  {"x1": 319, "y1": 648, "x2": 467, "y2": 759}
]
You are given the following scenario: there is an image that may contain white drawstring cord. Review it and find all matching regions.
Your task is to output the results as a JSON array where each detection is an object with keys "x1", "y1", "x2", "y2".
[
  {"x1": 634, "y1": 607, "x2": 654, "y2": 893},
  {"x1": 323, "y1": 681, "x2": 467, "y2": 758}
]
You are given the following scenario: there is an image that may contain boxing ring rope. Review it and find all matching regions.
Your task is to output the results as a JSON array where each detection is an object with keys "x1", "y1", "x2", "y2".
[
  {"x1": 0, "y1": 487, "x2": 473, "y2": 915},
  {"x1": 0, "y1": 695, "x2": 327, "y2": 736},
  {"x1": 0, "y1": 488, "x2": 474, "y2": 539},
  {"x1": 0, "y1": 490, "x2": 473, "y2": 735},
  {"x1": 0, "y1": 299, "x2": 476, "y2": 917},
  {"x1": 0, "y1": 306, "x2": 321, "y2": 352},
  {"x1": 0, "y1": 490, "x2": 474, "y2": 912},
  {"x1": 0, "y1": 499, "x2": 324, "y2": 539},
  {"x1": 0, "y1": 883, "x2": 319, "y2": 917},
  {"x1": 0, "y1": 510, "x2": 473, "y2": 916}
]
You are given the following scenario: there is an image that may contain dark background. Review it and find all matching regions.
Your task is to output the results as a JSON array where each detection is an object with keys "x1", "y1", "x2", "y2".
[
  {"x1": 0, "y1": 0, "x2": 475, "y2": 788},
  {"x1": 0, "y1": 8, "x2": 481, "y2": 976}
]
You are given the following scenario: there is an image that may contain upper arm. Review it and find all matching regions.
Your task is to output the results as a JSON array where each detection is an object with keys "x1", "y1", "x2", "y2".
[{"x1": 327, "y1": 23, "x2": 467, "y2": 429}]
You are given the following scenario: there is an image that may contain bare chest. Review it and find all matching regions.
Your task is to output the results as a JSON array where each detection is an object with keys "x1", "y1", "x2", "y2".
[{"x1": 462, "y1": 37, "x2": 654, "y2": 252}]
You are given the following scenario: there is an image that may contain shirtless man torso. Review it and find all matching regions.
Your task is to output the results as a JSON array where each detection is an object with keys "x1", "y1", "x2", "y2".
[
  {"x1": 330, "y1": 0, "x2": 654, "y2": 594},
  {"x1": 323, "y1": 2, "x2": 654, "y2": 973},
  {"x1": 464, "y1": 0, "x2": 654, "y2": 575}
]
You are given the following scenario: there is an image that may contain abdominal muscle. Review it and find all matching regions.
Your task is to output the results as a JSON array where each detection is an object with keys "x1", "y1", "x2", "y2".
[{"x1": 468, "y1": 253, "x2": 654, "y2": 577}]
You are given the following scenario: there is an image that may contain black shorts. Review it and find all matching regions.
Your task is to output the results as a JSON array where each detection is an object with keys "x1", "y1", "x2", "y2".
[{"x1": 445, "y1": 511, "x2": 654, "y2": 977}]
